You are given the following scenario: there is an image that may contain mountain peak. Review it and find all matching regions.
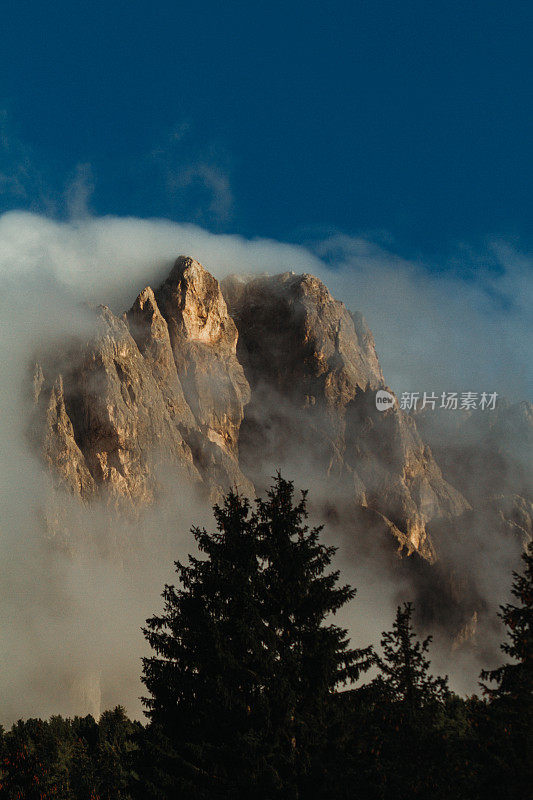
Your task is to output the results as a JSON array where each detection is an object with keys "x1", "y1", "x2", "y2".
[
  {"x1": 167, "y1": 255, "x2": 205, "y2": 282},
  {"x1": 157, "y1": 255, "x2": 233, "y2": 347},
  {"x1": 35, "y1": 257, "x2": 473, "y2": 562}
]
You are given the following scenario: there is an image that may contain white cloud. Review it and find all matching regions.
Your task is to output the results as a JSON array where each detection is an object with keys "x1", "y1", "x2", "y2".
[
  {"x1": 314, "y1": 233, "x2": 532, "y2": 400},
  {"x1": 148, "y1": 122, "x2": 235, "y2": 224},
  {"x1": 64, "y1": 162, "x2": 95, "y2": 220},
  {"x1": 1, "y1": 210, "x2": 529, "y2": 396},
  {"x1": 0, "y1": 210, "x2": 530, "y2": 723}
]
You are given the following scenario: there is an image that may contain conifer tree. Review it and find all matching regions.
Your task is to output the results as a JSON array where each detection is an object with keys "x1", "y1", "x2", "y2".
[
  {"x1": 96, "y1": 706, "x2": 138, "y2": 799},
  {"x1": 360, "y1": 603, "x2": 450, "y2": 800},
  {"x1": 140, "y1": 476, "x2": 371, "y2": 798},
  {"x1": 480, "y1": 541, "x2": 533, "y2": 705},
  {"x1": 141, "y1": 489, "x2": 270, "y2": 798},
  {"x1": 255, "y1": 476, "x2": 372, "y2": 795},
  {"x1": 479, "y1": 542, "x2": 533, "y2": 799},
  {"x1": 372, "y1": 602, "x2": 449, "y2": 717}
]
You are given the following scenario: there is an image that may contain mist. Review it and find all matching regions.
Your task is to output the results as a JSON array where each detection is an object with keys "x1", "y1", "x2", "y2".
[{"x1": 0, "y1": 210, "x2": 531, "y2": 724}]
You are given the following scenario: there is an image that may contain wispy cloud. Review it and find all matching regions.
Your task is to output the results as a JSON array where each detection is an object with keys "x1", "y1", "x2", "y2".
[
  {"x1": 168, "y1": 161, "x2": 233, "y2": 222},
  {"x1": 0, "y1": 110, "x2": 53, "y2": 213},
  {"x1": 313, "y1": 232, "x2": 533, "y2": 400},
  {"x1": 0, "y1": 111, "x2": 96, "y2": 220},
  {"x1": 64, "y1": 162, "x2": 95, "y2": 219},
  {"x1": 148, "y1": 122, "x2": 234, "y2": 225},
  {"x1": 0, "y1": 111, "x2": 237, "y2": 226},
  {"x1": 0, "y1": 210, "x2": 530, "y2": 722}
]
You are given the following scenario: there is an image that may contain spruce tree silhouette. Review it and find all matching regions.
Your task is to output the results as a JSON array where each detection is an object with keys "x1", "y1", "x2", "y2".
[
  {"x1": 140, "y1": 475, "x2": 371, "y2": 799},
  {"x1": 480, "y1": 542, "x2": 533, "y2": 800}
]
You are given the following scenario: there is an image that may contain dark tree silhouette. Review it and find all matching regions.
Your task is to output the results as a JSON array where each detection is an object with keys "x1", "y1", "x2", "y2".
[
  {"x1": 356, "y1": 603, "x2": 451, "y2": 800},
  {"x1": 481, "y1": 541, "x2": 533, "y2": 704},
  {"x1": 372, "y1": 602, "x2": 449, "y2": 716},
  {"x1": 479, "y1": 541, "x2": 533, "y2": 800},
  {"x1": 2, "y1": 486, "x2": 530, "y2": 800},
  {"x1": 140, "y1": 475, "x2": 371, "y2": 798}
]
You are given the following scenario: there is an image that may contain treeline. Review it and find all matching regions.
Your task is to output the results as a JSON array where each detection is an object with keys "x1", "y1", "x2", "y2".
[
  {"x1": 0, "y1": 708, "x2": 140, "y2": 799},
  {"x1": 1, "y1": 477, "x2": 531, "y2": 799}
]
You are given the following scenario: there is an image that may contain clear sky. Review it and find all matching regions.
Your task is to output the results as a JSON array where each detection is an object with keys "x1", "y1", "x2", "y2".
[{"x1": 0, "y1": 1, "x2": 531, "y2": 264}]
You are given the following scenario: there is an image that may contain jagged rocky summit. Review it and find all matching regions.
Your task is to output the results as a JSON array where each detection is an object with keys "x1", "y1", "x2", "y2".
[{"x1": 33, "y1": 256, "x2": 474, "y2": 565}]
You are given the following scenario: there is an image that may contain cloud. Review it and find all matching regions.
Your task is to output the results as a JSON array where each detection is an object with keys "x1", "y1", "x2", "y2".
[
  {"x1": 2, "y1": 210, "x2": 529, "y2": 397},
  {"x1": 148, "y1": 122, "x2": 235, "y2": 224},
  {"x1": 168, "y1": 162, "x2": 234, "y2": 223},
  {"x1": 0, "y1": 113, "x2": 96, "y2": 221},
  {"x1": 0, "y1": 113, "x2": 235, "y2": 226},
  {"x1": 314, "y1": 233, "x2": 532, "y2": 400},
  {"x1": 0, "y1": 210, "x2": 530, "y2": 724},
  {"x1": 0, "y1": 110, "x2": 54, "y2": 214},
  {"x1": 64, "y1": 163, "x2": 95, "y2": 219}
]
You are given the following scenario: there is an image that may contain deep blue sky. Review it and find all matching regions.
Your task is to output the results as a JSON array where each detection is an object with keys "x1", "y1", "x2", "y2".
[{"x1": 1, "y1": 0, "x2": 531, "y2": 262}]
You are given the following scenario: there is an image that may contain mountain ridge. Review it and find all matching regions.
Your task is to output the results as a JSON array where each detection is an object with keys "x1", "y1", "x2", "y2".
[
  {"x1": 33, "y1": 256, "x2": 470, "y2": 556},
  {"x1": 30, "y1": 255, "x2": 531, "y2": 643}
]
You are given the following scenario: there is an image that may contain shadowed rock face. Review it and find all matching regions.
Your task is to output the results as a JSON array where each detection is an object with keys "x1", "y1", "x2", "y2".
[
  {"x1": 32, "y1": 255, "x2": 532, "y2": 643},
  {"x1": 413, "y1": 400, "x2": 533, "y2": 558},
  {"x1": 222, "y1": 271, "x2": 383, "y2": 402},
  {"x1": 415, "y1": 401, "x2": 533, "y2": 513},
  {"x1": 42, "y1": 374, "x2": 96, "y2": 501},
  {"x1": 222, "y1": 270, "x2": 468, "y2": 561},
  {"x1": 33, "y1": 257, "x2": 488, "y2": 565},
  {"x1": 342, "y1": 387, "x2": 468, "y2": 561}
]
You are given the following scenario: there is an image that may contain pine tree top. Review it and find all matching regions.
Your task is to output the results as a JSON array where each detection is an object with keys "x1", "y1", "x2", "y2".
[
  {"x1": 372, "y1": 602, "x2": 449, "y2": 712},
  {"x1": 480, "y1": 541, "x2": 533, "y2": 704}
]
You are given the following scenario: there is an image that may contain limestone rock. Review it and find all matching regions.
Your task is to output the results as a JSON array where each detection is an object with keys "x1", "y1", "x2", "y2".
[
  {"x1": 43, "y1": 375, "x2": 96, "y2": 500},
  {"x1": 37, "y1": 258, "x2": 255, "y2": 507},
  {"x1": 415, "y1": 400, "x2": 533, "y2": 507},
  {"x1": 156, "y1": 257, "x2": 250, "y2": 457},
  {"x1": 223, "y1": 271, "x2": 468, "y2": 558},
  {"x1": 33, "y1": 255, "x2": 530, "y2": 647},
  {"x1": 223, "y1": 270, "x2": 383, "y2": 405},
  {"x1": 43, "y1": 306, "x2": 201, "y2": 507},
  {"x1": 126, "y1": 286, "x2": 196, "y2": 431},
  {"x1": 489, "y1": 494, "x2": 533, "y2": 543},
  {"x1": 344, "y1": 386, "x2": 468, "y2": 559},
  {"x1": 39, "y1": 258, "x2": 523, "y2": 572}
]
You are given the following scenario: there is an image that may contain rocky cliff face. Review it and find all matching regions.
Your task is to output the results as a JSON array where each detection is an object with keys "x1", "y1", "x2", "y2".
[
  {"x1": 415, "y1": 400, "x2": 532, "y2": 549},
  {"x1": 33, "y1": 256, "x2": 472, "y2": 566},
  {"x1": 154, "y1": 257, "x2": 250, "y2": 459},
  {"x1": 32, "y1": 254, "x2": 533, "y2": 645},
  {"x1": 33, "y1": 257, "x2": 253, "y2": 509},
  {"x1": 223, "y1": 270, "x2": 468, "y2": 561}
]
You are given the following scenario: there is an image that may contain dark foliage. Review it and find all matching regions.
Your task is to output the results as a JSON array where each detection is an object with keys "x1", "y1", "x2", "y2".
[
  {"x1": 0, "y1": 707, "x2": 140, "y2": 799},
  {"x1": 140, "y1": 475, "x2": 372, "y2": 798},
  {"x1": 478, "y1": 541, "x2": 533, "y2": 800},
  {"x1": 1, "y1": 483, "x2": 530, "y2": 799}
]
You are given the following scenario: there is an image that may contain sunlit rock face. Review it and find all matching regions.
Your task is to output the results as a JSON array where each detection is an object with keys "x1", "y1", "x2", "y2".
[
  {"x1": 40, "y1": 255, "x2": 533, "y2": 587},
  {"x1": 33, "y1": 257, "x2": 253, "y2": 509},
  {"x1": 32, "y1": 254, "x2": 532, "y2": 645},
  {"x1": 35, "y1": 304, "x2": 201, "y2": 508},
  {"x1": 126, "y1": 285, "x2": 197, "y2": 433},
  {"x1": 155, "y1": 257, "x2": 251, "y2": 459}
]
